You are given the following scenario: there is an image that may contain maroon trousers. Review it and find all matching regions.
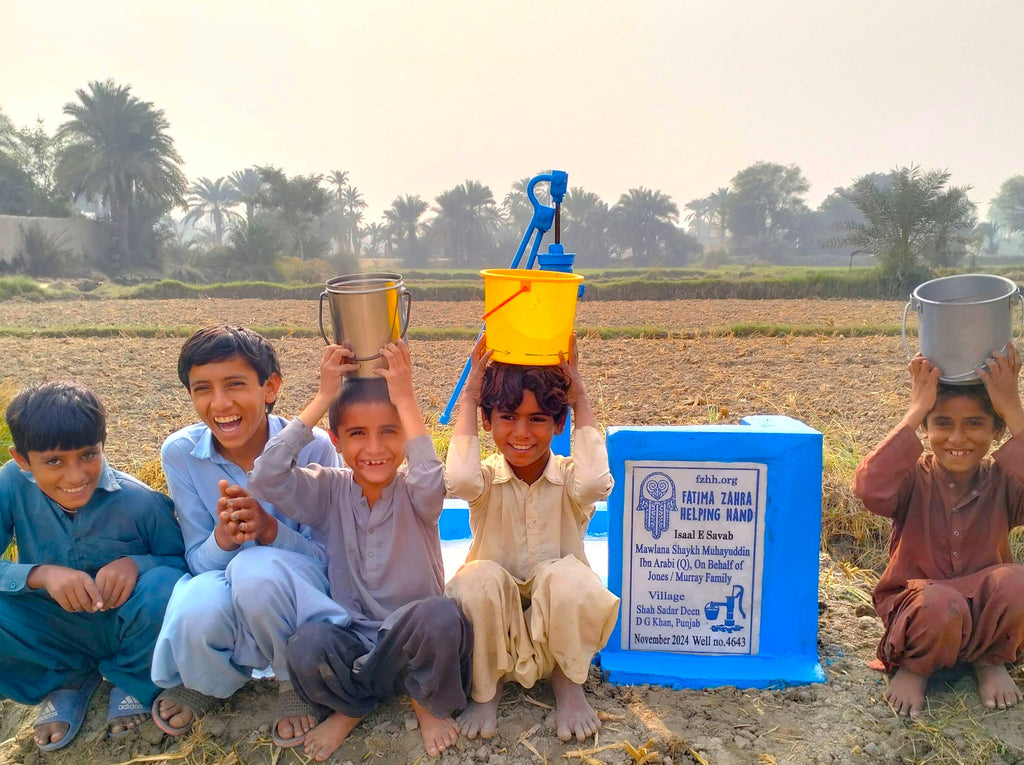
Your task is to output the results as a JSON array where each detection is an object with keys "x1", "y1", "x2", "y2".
[{"x1": 878, "y1": 564, "x2": 1024, "y2": 675}]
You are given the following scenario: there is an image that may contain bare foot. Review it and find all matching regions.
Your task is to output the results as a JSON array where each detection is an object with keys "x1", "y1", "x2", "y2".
[
  {"x1": 551, "y1": 665, "x2": 600, "y2": 742},
  {"x1": 157, "y1": 699, "x2": 193, "y2": 732},
  {"x1": 304, "y1": 711, "x2": 363, "y2": 762},
  {"x1": 108, "y1": 712, "x2": 149, "y2": 736},
  {"x1": 457, "y1": 684, "x2": 502, "y2": 740},
  {"x1": 411, "y1": 699, "x2": 458, "y2": 756},
  {"x1": 974, "y1": 663, "x2": 1023, "y2": 710},
  {"x1": 276, "y1": 712, "x2": 318, "y2": 743},
  {"x1": 34, "y1": 679, "x2": 93, "y2": 747},
  {"x1": 885, "y1": 666, "x2": 928, "y2": 719},
  {"x1": 33, "y1": 719, "x2": 69, "y2": 748}
]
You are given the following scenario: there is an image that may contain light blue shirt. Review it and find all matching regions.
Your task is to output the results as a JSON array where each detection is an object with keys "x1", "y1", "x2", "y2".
[
  {"x1": 160, "y1": 415, "x2": 340, "y2": 574},
  {"x1": 0, "y1": 459, "x2": 186, "y2": 594}
]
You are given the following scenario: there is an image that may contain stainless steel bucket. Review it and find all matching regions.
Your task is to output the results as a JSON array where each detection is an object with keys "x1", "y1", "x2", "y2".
[
  {"x1": 902, "y1": 274, "x2": 1023, "y2": 383},
  {"x1": 318, "y1": 272, "x2": 411, "y2": 378}
]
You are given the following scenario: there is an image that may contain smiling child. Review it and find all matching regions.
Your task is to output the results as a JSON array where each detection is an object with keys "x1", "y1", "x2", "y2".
[
  {"x1": 0, "y1": 381, "x2": 185, "y2": 751},
  {"x1": 151, "y1": 325, "x2": 348, "y2": 738},
  {"x1": 854, "y1": 346, "x2": 1024, "y2": 718},
  {"x1": 444, "y1": 334, "x2": 619, "y2": 743},
  {"x1": 247, "y1": 340, "x2": 471, "y2": 761}
]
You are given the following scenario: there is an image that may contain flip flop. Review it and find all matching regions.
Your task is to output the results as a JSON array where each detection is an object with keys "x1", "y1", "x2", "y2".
[
  {"x1": 271, "y1": 682, "x2": 325, "y2": 748},
  {"x1": 107, "y1": 686, "x2": 149, "y2": 739},
  {"x1": 151, "y1": 685, "x2": 223, "y2": 737},
  {"x1": 33, "y1": 672, "x2": 102, "y2": 752}
]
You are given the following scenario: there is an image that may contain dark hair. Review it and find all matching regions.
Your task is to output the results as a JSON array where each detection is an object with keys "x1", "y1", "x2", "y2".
[
  {"x1": 926, "y1": 382, "x2": 1005, "y2": 432},
  {"x1": 177, "y1": 325, "x2": 282, "y2": 411},
  {"x1": 480, "y1": 363, "x2": 570, "y2": 426},
  {"x1": 328, "y1": 378, "x2": 395, "y2": 433},
  {"x1": 6, "y1": 381, "x2": 107, "y2": 454}
]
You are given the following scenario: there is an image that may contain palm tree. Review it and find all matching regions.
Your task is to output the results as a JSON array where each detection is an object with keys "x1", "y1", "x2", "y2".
[
  {"x1": 973, "y1": 221, "x2": 1001, "y2": 256},
  {"x1": 562, "y1": 187, "x2": 611, "y2": 265},
  {"x1": 707, "y1": 187, "x2": 731, "y2": 245},
  {"x1": 228, "y1": 168, "x2": 264, "y2": 224},
  {"x1": 384, "y1": 195, "x2": 429, "y2": 265},
  {"x1": 608, "y1": 187, "x2": 679, "y2": 265},
  {"x1": 684, "y1": 197, "x2": 711, "y2": 239},
  {"x1": 183, "y1": 176, "x2": 240, "y2": 245},
  {"x1": 341, "y1": 186, "x2": 368, "y2": 255},
  {"x1": 328, "y1": 169, "x2": 349, "y2": 200},
  {"x1": 222, "y1": 214, "x2": 283, "y2": 281},
  {"x1": 361, "y1": 222, "x2": 391, "y2": 258},
  {"x1": 432, "y1": 180, "x2": 499, "y2": 265},
  {"x1": 835, "y1": 165, "x2": 976, "y2": 293},
  {"x1": 55, "y1": 79, "x2": 187, "y2": 270}
]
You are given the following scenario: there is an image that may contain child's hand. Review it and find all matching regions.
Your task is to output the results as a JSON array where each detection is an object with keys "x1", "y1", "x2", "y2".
[
  {"x1": 375, "y1": 339, "x2": 415, "y2": 405},
  {"x1": 558, "y1": 333, "x2": 586, "y2": 408},
  {"x1": 902, "y1": 354, "x2": 941, "y2": 430},
  {"x1": 464, "y1": 334, "x2": 493, "y2": 405},
  {"x1": 217, "y1": 480, "x2": 278, "y2": 546},
  {"x1": 297, "y1": 345, "x2": 359, "y2": 431},
  {"x1": 979, "y1": 343, "x2": 1024, "y2": 436},
  {"x1": 376, "y1": 338, "x2": 429, "y2": 439},
  {"x1": 558, "y1": 333, "x2": 596, "y2": 428},
  {"x1": 28, "y1": 564, "x2": 104, "y2": 612},
  {"x1": 319, "y1": 344, "x2": 358, "y2": 400},
  {"x1": 95, "y1": 557, "x2": 139, "y2": 611}
]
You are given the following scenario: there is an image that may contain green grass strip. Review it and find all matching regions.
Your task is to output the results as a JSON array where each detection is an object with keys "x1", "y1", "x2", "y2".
[{"x1": 0, "y1": 323, "x2": 912, "y2": 340}]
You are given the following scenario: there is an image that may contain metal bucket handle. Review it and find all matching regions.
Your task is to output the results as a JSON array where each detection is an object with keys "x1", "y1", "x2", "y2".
[
  {"x1": 900, "y1": 296, "x2": 921, "y2": 359},
  {"x1": 1014, "y1": 287, "x2": 1024, "y2": 345},
  {"x1": 318, "y1": 290, "x2": 330, "y2": 345}
]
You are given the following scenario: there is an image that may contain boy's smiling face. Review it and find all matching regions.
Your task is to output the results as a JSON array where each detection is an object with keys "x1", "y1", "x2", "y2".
[
  {"x1": 11, "y1": 443, "x2": 105, "y2": 511},
  {"x1": 484, "y1": 389, "x2": 564, "y2": 484},
  {"x1": 924, "y1": 395, "x2": 1003, "y2": 482},
  {"x1": 186, "y1": 354, "x2": 282, "y2": 464},
  {"x1": 330, "y1": 400, "x2": 405, "y2": 500}
]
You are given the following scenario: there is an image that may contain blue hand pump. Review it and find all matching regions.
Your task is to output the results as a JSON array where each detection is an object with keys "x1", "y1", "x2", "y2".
[{"x1": 439, "y1": 170, "x2": 577, "y2": 456}]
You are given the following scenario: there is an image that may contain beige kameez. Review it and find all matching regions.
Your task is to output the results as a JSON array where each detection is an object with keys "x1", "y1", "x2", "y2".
[{"x1": 444, "y1": 426, "x2": 619, "y2": 701}]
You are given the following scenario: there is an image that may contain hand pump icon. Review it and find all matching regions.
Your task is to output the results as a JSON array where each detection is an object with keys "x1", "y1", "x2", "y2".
[{"x1": 704, "y1": 585, "x2": 746, "y2": 634}]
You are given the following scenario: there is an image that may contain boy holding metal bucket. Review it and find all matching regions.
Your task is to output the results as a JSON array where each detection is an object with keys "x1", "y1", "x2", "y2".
[
  {"x1": 853, "y1": 344, "x2": 1024, "y2": 718},
  {"x1": 445, "y1": 333, "x2": 618, "y2": 742},
  {"x1": 247, "y1": 340, "x2": 472, "y2": 760}
]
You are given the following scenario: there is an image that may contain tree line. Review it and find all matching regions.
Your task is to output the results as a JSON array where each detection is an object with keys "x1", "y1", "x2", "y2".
[{"x1": 2, "y1": 80, "x2": 1024, "y2": 294}]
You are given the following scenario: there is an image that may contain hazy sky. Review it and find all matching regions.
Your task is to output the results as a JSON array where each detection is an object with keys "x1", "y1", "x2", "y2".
[{"x1": 3, "y1": 0, "x2": 1021, "y2": 221}]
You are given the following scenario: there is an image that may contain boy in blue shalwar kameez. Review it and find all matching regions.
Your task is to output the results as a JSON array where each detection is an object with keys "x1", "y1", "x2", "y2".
[
  {"x1": 151, "y1": 325, "x2": 349, "y2": 738},
  {"x1": 0, "y1": 381, "x2": 186, "y2": 751}
]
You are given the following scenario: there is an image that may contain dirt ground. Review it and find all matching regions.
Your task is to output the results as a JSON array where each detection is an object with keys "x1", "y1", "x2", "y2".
[{"x1": 2, "y1": 297, "x2": 1023, "y2": 765}]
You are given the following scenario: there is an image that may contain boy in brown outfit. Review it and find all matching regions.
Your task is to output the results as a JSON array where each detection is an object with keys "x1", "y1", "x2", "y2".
[{"x1": 853, "y1": 345, "x2": 1024, "y2": 718}]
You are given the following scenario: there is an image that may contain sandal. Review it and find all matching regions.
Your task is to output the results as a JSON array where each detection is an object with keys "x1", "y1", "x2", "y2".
[
  {"x1": 151, "y1": 685, "x2": 223, "y2": 737},
  {"x1": 33, "y1": 672, "x2": 102, "y2": 752},
  {"x1": 107, "y1": 686, "x2": 148, "y2": 739},
  {"x1": 272, "y1": 682, "x2": 325, "y2": 748}
]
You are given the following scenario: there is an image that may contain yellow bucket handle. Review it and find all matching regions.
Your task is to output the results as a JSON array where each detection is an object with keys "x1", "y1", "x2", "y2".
[{"x1": 481, "y1": 281, "x2": 531, "y2": 321}]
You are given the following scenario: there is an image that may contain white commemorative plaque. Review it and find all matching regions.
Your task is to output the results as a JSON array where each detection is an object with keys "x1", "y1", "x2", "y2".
[{"x1": 621, "y1": 460, "x2": 767, "y2": 655}]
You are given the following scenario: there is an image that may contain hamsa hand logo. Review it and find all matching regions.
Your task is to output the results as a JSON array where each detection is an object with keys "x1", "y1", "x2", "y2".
[{"x1": 637, "y1": 471, "x2": 676, "y2": 540}]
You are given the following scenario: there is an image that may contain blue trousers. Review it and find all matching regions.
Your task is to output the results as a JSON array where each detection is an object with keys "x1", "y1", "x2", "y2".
[
  {"x1": 152, "y1": 546, "x2": 350, "y2": 698},
  {"x1": 0, "y1": 565, "x2": 182, "y2": 706}
]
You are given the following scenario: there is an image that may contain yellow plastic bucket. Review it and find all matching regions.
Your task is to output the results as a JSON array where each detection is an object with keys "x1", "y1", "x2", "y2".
[{"x1": 481, "y1": 268, "x2": 584, "y2": 365}]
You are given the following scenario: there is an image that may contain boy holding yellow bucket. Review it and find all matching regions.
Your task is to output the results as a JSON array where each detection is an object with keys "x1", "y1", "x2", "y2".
[{"x1": 444, "y1": 329, "x2": 618, "y2": 743}]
